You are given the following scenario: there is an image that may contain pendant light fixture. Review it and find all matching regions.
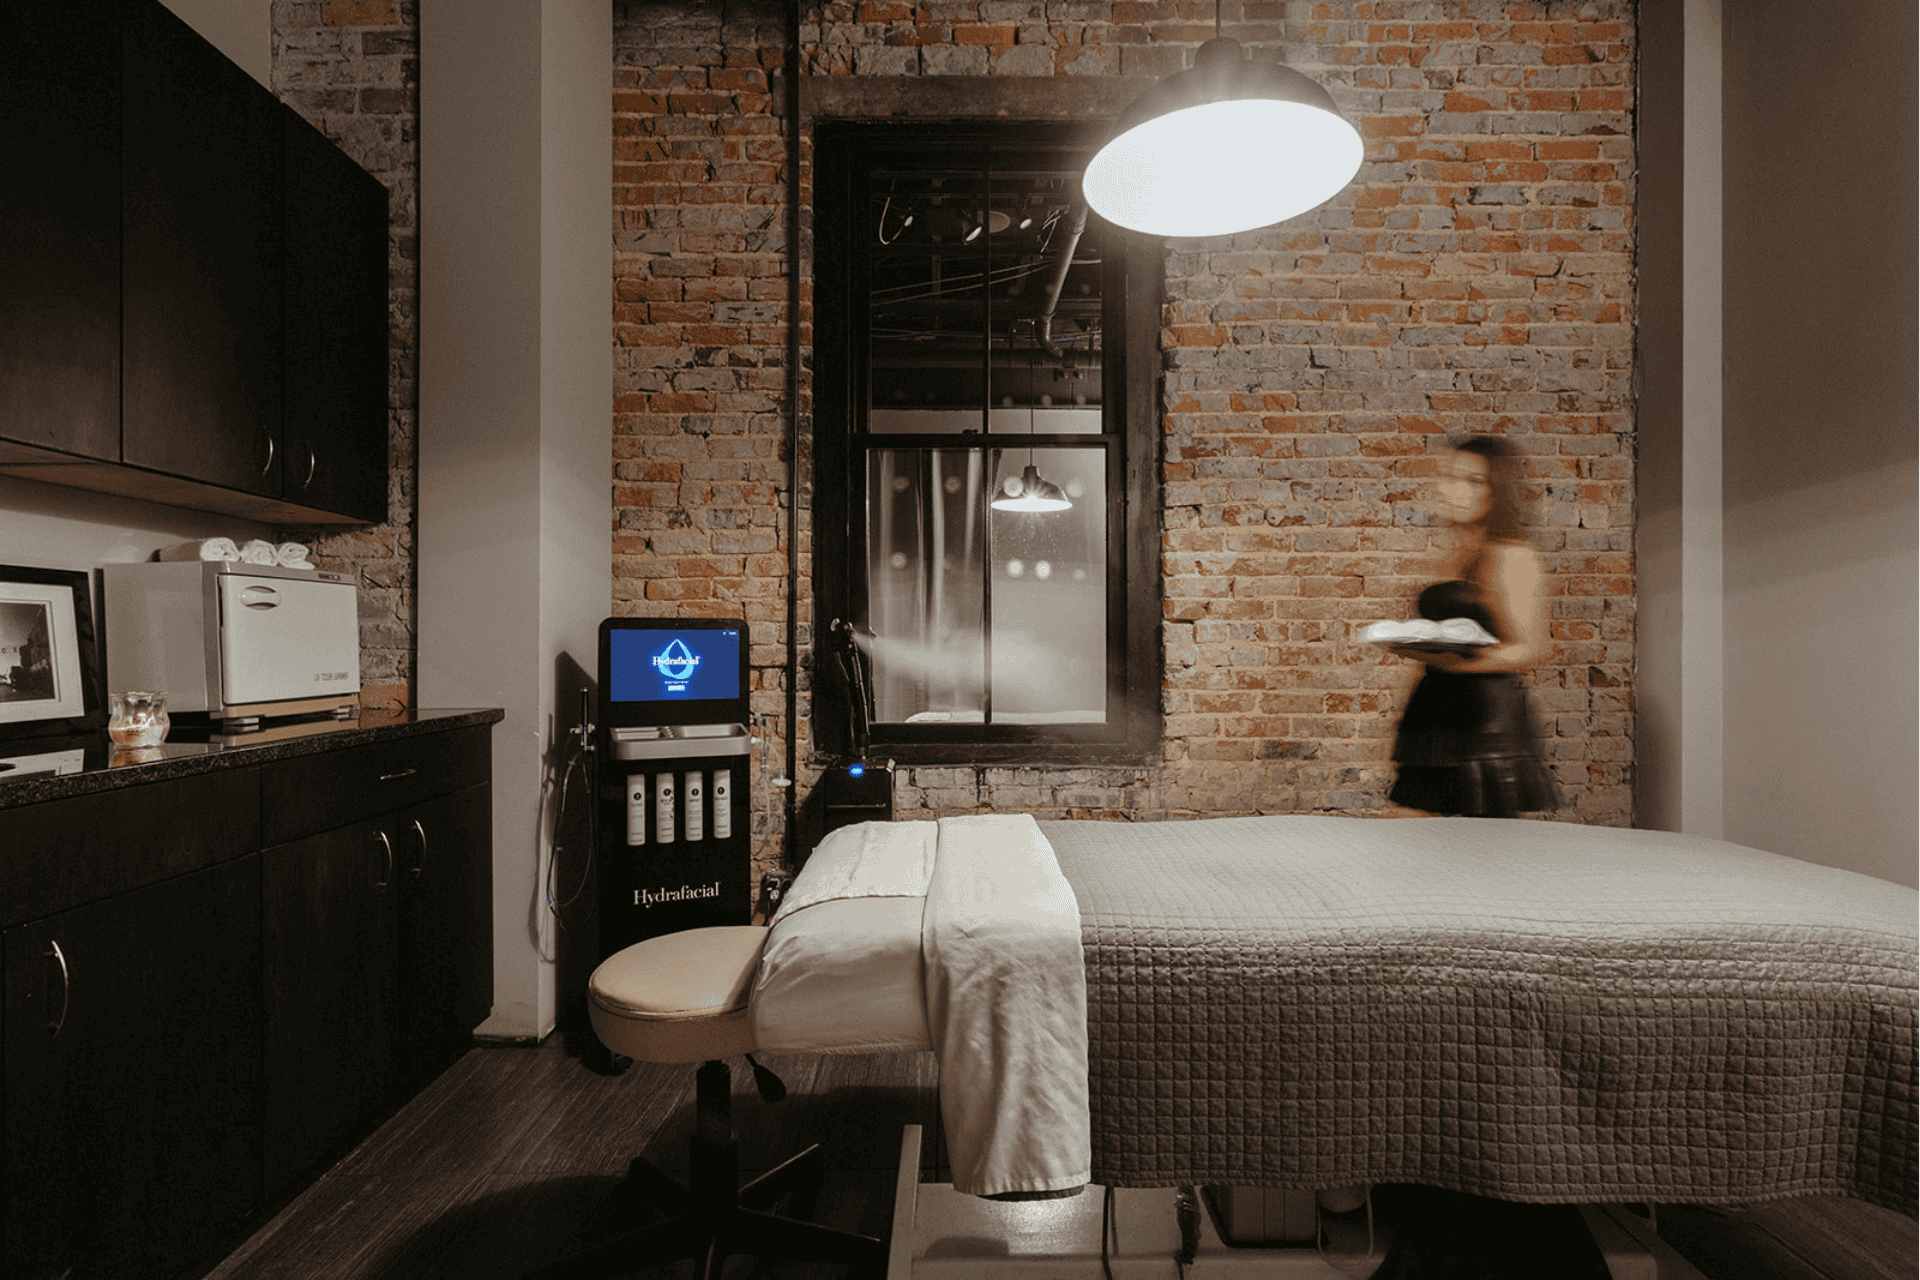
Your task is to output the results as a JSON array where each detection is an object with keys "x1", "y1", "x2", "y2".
[
  {"x1": 992, "y1": 460, "x2": 1072, "y2": 513},
  {"x1": 1082, "y1": 1, "x2": 1363, "y2": 238},
  {"x1": 992, "y1": 340, "x2": 1073, "y2": 513}
]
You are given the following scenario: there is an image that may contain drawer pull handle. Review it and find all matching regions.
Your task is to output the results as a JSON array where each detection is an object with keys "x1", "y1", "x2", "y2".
[
  {"x1": 379, "y1": 768, "x2": 418, "y2": 783},
  {"x1": 410, "y1": 818, "x2": 428, "y2": 880},
  {"x1": 374, "y1": 830, "x2": 395, "y2": 890},
  {"x1": 46, "y1": 941, "x2": 70, "y2": 1041}
]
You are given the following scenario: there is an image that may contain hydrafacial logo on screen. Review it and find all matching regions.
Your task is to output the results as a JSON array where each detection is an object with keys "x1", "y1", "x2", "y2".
[
  {"x1": 610, "y1": 628, "x2": 741, "y2": 703},
  {"x1": 653, "y1": 639, "x2": 700, "y2": 687}
]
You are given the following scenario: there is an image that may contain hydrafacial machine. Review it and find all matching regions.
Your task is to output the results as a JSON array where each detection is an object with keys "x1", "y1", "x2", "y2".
[{"x1": 595, "y1": 617, "x2": 752, "y2": 957}]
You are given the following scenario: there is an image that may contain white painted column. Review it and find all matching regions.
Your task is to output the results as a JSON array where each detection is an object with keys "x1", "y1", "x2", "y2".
[
  {"x1": 1679, "y1": 0, "x2": 1724, "y2": 840},
  {"x1": 418, "y1": 2, "x2": 612, "y2": 1041}
]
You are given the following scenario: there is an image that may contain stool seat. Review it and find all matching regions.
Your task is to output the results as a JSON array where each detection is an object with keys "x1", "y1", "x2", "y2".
[
  {"x1": 588, "y1": 926, "x2": 765, "y2": 1064},
  {"x1": 531, "y1": 923, "x2": 884, "y2": 1279}
]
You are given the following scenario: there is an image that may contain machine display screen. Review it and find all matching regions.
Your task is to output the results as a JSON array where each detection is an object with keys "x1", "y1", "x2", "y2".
[{"x1": 607, "y1": 625, "x2": 744, "y2": 704}]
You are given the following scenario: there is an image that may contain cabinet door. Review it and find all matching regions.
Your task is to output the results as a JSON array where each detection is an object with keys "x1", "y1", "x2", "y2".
[
  {"x1": 3, "y1": 858, "x2": 262, "y2": 1280},
  {"x1": 0, "y1": 1, "x2": 120, "y2": 460},
  {"x1": 120, "y1": 0, "x2": 284, "y2": 495},
  {"x1": 398, "y1": 783, "x2": 493, "y2": 1088},
  {"x1": 282, "y1": 106, "x2": 390, "y2": 523},
  {"x1": 261, "y1": 819, "x2": 400, "y2": 1192}
]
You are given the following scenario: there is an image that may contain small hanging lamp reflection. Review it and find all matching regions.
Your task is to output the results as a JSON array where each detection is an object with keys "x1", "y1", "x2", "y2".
[
  {"x1": 993, "y1": 338, "x2": 1073, "y2": 513},
  {"x1": 993, "y1": 462, "x2": 1072, "y2": 512}
]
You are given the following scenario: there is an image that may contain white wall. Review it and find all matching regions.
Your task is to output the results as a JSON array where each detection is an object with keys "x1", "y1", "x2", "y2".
[
  {"x1": 418, "y1": 2, "x2": 613, "y2": 1041},
  {"x1": 159, "y1": 0, "x2": 269, "y2": 87},
  {"x1": 0, "y1": 478, "x2": 271, "y2": 576},
  {"x1": 1637, "y1": 0, "x2": 1919, "y2": 888},
  {"x1": 1719, "y1": 0, "x2": 1919, "y2": 886}
]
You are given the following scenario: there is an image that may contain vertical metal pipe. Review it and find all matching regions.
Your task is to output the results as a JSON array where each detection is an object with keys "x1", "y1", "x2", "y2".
[{"x1": 783, "y1": 0, "x2": 802, "y2": 866}]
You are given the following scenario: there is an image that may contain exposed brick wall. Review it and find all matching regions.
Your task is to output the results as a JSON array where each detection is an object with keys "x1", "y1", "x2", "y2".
[
  {"x1": 278, "y1": 0, "x2": 1637, "y2": 891},
  {"x1": 1152, "y1": 3, "x2": 1637, "y2": 827},
  {"x1": 613, "y1": 1, "x2": 801, "y2": 868},
  {"x1": 613, "y1": 0, "x2": 1637, "y2": 884},
  {"x1": 270, "y1": 0, "x2": 419, "y2": 715}
]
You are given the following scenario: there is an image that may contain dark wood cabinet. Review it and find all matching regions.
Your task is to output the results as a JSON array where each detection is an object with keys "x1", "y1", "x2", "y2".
[
  {"x1": 3, "y1": 859, "x2": 262, "y2": 1280},
  {"x1": 0, "y1": 0, "x2": 390, "y2": 526},
  {"x1": 0, "y1": 0, "x2": 121, "y2": 462},
  {"x1": 120, "y1": 0, "x2": 285, "y2": 497},
  {"x1": 260, "y1": 771, "x2": 492, "y2": 1189},
  {"x1": 261, "y1": 819, "x2": 400, "y2": 1193},
  {"x1": 282, "y1": 106, "x2": 391, "y2": 524},
  {"x1": 258, "y1": 726, "x2": 492, "y2": 1189},
  {"x1": 398, "y1": 783, "x2": 495, "y2": 1087},
  {"x1": 0, "y1": 715, "x2": 496, "y2": 1278}
]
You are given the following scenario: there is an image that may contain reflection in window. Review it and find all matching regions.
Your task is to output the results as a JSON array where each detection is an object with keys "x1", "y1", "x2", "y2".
[{"x1": 868, "y1": 447, "x2": 1105, "y2": 725}]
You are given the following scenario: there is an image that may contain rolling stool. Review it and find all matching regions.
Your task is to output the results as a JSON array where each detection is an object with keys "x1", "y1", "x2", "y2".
[{"x1": 529, "y1": 926, "x2": 885, "y2": 1279}]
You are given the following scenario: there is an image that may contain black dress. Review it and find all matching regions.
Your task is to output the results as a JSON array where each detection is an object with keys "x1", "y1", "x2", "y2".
[{"x1": 1387, "y1": 577, "x2": 1560, "y2": 817}]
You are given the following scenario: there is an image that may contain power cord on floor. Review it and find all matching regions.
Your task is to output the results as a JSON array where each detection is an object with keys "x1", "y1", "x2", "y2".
[
  {"x1": 1101, "y1": 1185, "x2": 1115, "y2": 1280},
  {"x1": 1174, "y1": 1185, "x2": 1199, "y2": 1276}
]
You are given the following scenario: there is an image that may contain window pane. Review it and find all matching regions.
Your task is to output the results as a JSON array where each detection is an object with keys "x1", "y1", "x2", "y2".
[
  {"x1": 866, "y1": 446, "x2": 1107, "y2": 726},
  {"x1": 867, "y1": 449, "x2": 987, "y2": 723},
  {"x1": 866, "y1": 156, "x2": 1105, "y2": 423},
  {"x1": 990, "y1": 447, "x2": 1105, "y2": 723}
]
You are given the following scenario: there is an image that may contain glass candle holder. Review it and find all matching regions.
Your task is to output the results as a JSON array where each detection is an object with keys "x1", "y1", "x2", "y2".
[{"x1": 108, "y1": 691, "x2": 170, "y2": 748}]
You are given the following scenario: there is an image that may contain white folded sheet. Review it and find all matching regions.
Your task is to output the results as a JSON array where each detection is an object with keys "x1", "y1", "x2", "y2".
[
  {"x1": 751, "y1": 815, "x2": 1091, "y2": 1199},
  {"x1": 922, "y1": 814, "x2": 1089, "y2": 1198},
  {"x1": 752, "y1": 821, "x2": 935, "y2": 1055}
]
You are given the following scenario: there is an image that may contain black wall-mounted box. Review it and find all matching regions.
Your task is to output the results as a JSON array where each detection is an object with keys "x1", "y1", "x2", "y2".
[{"x1": 821, "y1": 760, "x2": 894, "y2": 835}]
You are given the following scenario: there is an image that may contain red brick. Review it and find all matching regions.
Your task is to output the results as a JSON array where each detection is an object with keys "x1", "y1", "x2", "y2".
[{"x1": 322, "y1": 0, "x2": 396, "y2": 24}]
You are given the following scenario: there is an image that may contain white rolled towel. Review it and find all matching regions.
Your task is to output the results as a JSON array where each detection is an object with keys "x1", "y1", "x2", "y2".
[
  {"x1": 155, "y1": 537, "x2": 242, "y2": 562},
  {"x1": 240, "y1": 539, "x2": 278, "y2": 565},
  {"x1": 274, "y1": 542, "x2": 314, "y2": 569}
]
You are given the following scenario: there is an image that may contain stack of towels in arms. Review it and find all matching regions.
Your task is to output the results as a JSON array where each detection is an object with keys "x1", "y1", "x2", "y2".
[
  {"x1": 155, "y1": 537, "x2": 314, "y2": 569},
  {"x1": 750, "y1": 813, "x2": 1919, "y2": 1211}
]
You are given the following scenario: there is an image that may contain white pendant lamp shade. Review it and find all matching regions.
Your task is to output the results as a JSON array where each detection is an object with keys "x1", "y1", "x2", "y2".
[
  {"x1": 992, "y1": 463, "x2": 1073, "y2": 513},
  {"x1": 1084, "y1": 38, "x2": 1363, "y2": 238}
]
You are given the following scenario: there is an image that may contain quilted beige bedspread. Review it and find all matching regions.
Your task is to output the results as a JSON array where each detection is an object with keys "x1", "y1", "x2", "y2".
[{"x1": 1040, "y1": 815, "x2": 1918, "y2": 1213}]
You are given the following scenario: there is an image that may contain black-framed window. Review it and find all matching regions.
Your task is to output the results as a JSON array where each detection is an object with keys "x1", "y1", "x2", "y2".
[{"x1": 814, "y1": 120, "x2": 1161, "y2": 766}]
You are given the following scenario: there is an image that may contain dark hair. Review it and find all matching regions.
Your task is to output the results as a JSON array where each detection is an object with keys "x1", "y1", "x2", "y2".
[{"x1": 1450, "y1": 435, "x2": 1527, "y2": 543}]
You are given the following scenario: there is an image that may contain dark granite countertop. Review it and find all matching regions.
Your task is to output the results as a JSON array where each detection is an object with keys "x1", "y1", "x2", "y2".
[{"x1": 0, "y1": 707, "x2": 505, "y2": 809}]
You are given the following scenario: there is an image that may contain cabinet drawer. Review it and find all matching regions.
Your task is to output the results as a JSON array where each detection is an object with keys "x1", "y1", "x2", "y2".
[
  {"x1": 0, "y1": 767, "x2": 260, "y2": 929},
  {"x1": 261, "y1": 724, "x2": 491, "y2": 845}
]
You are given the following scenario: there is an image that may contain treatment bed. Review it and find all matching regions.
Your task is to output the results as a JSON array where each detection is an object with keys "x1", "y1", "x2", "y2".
[{"x1": 749, "y1": 814, "x2": 1918, "y2": 1215}]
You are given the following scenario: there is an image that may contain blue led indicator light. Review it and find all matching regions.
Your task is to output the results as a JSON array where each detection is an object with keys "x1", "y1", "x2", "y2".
[{"x1": 848, "y1": 763, "x2": 865, "y2": 778}]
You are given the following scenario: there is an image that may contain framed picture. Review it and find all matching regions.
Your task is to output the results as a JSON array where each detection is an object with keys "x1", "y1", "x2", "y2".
[{"x1": 0, "y1": 565, "x2": 105, "y2": 740}]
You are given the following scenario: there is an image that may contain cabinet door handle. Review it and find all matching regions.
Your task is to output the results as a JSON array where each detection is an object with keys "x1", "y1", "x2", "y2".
[
  {"x1": 256, "y1": 425, "x2": 276, "y2": 476},
  {"x1": 374, "y1": 830, "x2": 395, "y2": 890},
  {"x1": 379, "y1": 768, "x2": 418, "y2": 783},
  {"x1": 410, "y1": 818, "x2": 428, "y2": 881},
  {"x1": 45, "y1": 940, "x2": 70, "y2": 1041},
  {"x1": 299, "y1": 440, "x2": 317, "y2": 489}
]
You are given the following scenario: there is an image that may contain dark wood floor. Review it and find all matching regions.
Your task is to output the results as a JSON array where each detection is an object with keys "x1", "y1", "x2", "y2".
[
  {"x1": 208, "y1": 1026, "x2": 942, "y2": 1279},
  {"x1": 208, "y1": 1030, "x2": 1915, "y2": 1280}
]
